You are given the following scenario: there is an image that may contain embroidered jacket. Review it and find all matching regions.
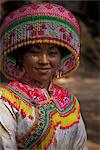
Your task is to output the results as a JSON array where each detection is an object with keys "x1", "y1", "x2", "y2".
[{"x1": 0, "y1": 81, "x2": 88, "y2": 150}]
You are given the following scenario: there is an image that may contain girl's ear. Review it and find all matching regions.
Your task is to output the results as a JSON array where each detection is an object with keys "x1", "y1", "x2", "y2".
[
  {"x1": 18, "y1": 52, "x2": 24, "y2": 63},
  {"x1": 16, "y1": 53, "x2": 23, "y2": 71},
  {"x1": 18, "y1": 55, "x2": 22, "y2": 63}
]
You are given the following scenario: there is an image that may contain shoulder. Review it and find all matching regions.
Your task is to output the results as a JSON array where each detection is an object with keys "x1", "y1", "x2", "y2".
[
  {"x1": 52, "y1": 83, "x2": 80, "y2": 110},
  {"x1": 0, "y1": 81, "x2": 21, "y2": 113},
  {"x1": 52, "y1": 83, "x2": 81, "y2": 128},
  {"x1": 0, "y1": 81, "x2": 34, "y2": 120},
  {"x1": 0, "y1": 81, "x2": 20, "y2": 102}
]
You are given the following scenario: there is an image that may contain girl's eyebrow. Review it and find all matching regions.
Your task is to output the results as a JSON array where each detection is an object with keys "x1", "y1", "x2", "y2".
[
  {"x1": 33, "y1": 44, "x2": 41, "y2": 49},
  {"x1": 32, "y1": 44, "x2": 57, "y2": 50},
  {"x1": 48, "y1": 45, "x2": 57, "y2": 50}
]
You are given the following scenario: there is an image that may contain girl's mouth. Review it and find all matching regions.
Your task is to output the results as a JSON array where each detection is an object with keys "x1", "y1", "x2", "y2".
[{"x1": 36, "y1": 68, "x2": 51, "y2": 73}]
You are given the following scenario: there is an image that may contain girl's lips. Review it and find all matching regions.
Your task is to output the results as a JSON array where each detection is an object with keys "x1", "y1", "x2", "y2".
[
  {"x1": 36, "y1": 68, "x2": 51, "y2": 73},
  {"x1": 37, "y1": 68, "x2": 50, "y2": 69}
]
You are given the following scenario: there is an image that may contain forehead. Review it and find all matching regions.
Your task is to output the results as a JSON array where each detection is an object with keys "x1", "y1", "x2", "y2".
[{"x1": 32, "y1": 43, "x2": 58, "y2": 49}]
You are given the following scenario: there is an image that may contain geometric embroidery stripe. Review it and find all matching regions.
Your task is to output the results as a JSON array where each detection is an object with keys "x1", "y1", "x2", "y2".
[
  {"x1": 7, "y1": 85, "x2": 75, "y2": 115},
  {"x1": 6, "y1": 85, "x2": 35, "y2": 106},
  {"x1": 54, "y1": 94, "x2": 75, "y2": 114},
  {"x1": 51, "y1": 98, "x2": 80, "y2": 128},
  {"x1": 60, "y1": 99, "x2": 80, "y2": 128},
  {"x1": 0, "y1": 86, "x2": 34, "y2": 119},
  {"x1": 2, "y1": 16, "x2": 79, "y2": 36}
]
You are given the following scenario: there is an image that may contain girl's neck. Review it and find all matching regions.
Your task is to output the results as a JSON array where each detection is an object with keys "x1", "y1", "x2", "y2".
[{"x1": 20, "y1": 73, "x2": 51, "y2": 90}]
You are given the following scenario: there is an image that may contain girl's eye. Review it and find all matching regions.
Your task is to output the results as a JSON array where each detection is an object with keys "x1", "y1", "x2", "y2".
[
  {"x1": 49, "y1": 51, "x2": 57, "y2": 56},
  {"x1": 30, "y1": 50, "x2": 39, "y2": 55}
]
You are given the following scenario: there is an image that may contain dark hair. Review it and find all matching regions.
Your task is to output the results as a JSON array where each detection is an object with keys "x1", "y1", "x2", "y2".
[
  {"x1": 8, "y1": 44, "x2": 70, "y2": 70},
  {"x1": 59, "y1": 46, "x2": 70, "y2": 58},
  {"x1": 7, "y1": 45, "x2": 33, "y2": 70}
]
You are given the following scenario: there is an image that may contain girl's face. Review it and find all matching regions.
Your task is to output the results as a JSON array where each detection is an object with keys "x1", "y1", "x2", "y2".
[{"x1": 22, "y1": 43, "x2": 61, "y2": 86}]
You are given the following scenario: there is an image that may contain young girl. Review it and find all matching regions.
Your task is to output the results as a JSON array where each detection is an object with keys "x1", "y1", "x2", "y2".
[{"x1": 0, "y1": 3, "x2": 88, "y2": 150}]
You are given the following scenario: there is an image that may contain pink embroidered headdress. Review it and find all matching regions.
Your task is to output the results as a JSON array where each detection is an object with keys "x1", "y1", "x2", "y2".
[{"x1": 0, "y1": 3, "x2": 80, "y2": 80}]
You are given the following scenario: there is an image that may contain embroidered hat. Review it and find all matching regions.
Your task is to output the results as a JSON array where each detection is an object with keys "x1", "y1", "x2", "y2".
[{"x1": 0, "y1": 3, "x2": 80, "y2": 80}]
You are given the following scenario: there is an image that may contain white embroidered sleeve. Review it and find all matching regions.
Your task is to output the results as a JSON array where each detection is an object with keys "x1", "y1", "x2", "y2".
[
  {"x1": 0, "y1": 98, "x2": 17, "y2": 150},
  {"x1": 73, "y1": 115, "x2": 88, "y2": 150}
]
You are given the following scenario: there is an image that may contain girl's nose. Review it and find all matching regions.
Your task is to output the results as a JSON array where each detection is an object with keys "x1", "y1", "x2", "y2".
[{"x1": 38, "y1": 54, "x2": 49, "y2": 64}]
